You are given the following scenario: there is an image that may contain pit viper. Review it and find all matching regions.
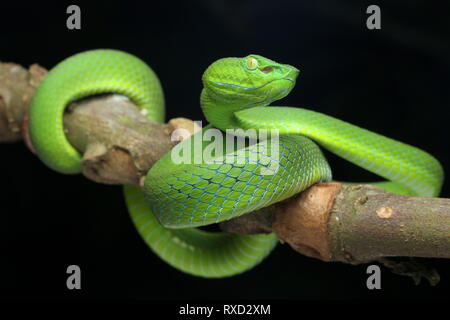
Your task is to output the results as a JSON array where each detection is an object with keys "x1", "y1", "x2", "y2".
[{"x1": 29, "y1": 49, "x2": 444, "y2": 278}]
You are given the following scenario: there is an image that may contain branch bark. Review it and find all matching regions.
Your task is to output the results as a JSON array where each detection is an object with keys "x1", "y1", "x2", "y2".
[
  {"x1": 222, "y1": 183, "x2": 450, "y2": 260},
  {"x1": 1, "y1": 61, "x2": 449, "y2": 285}
]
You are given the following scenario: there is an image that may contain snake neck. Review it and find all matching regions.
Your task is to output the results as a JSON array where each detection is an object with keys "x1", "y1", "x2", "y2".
[{"x1": 200, "y1": 89, "x2": 246, "y2": 131}]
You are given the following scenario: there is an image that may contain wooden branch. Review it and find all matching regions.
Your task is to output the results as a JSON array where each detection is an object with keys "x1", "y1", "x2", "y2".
[
  {"x1": 222, "y1": 183, "x2": 450, "y2": 261},
  {"x1": 1, "y1": 61, "x2": 449, "y2": 285}
]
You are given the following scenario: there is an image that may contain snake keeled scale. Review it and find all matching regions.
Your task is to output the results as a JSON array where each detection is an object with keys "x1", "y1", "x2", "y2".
[{"x1": 29, "y1": 49, "x2": 444, "y2": 278}]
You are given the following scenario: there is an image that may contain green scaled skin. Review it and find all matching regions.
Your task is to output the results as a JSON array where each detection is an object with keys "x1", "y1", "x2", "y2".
[
  {"x1": 29, "y1": 50, "x2": 444, "y2": 278},
  {"x1": 29, "y1": 50, "x2": 164, "y2": 173}
]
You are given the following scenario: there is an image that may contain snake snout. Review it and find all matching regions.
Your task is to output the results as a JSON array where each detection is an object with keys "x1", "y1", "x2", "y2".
[{"x1": 283, "y1": 65, "x2": 300, "y2": 82}]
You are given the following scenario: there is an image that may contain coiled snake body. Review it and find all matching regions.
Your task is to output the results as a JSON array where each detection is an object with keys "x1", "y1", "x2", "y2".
[{"x1": 29, "y1": 50, "x2": 443, "y2": 278}]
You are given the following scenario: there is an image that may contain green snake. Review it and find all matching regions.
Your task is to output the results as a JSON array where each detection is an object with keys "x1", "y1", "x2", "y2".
[{"x1": 29, "y1": 49, "x2": 444, "y2": 278}]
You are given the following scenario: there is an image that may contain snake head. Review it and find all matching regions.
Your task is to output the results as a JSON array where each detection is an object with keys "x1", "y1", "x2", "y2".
[{"x1": 202, "y1": 54, "x2": 300, "y2": 107}]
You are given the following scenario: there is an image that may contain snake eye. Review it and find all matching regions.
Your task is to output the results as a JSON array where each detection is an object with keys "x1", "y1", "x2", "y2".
[{"x1": 246, "y1": 57, "x2": 258, "y2": 70}]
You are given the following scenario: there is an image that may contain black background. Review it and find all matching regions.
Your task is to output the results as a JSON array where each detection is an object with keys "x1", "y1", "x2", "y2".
[{"x1": 0, "y1": 0, "x2": 449, "y2": 300}]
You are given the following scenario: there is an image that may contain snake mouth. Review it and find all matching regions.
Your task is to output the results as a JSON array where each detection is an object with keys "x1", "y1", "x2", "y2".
[{"x1": 210, "y1": 77, "x2": 293, "y2": 91}]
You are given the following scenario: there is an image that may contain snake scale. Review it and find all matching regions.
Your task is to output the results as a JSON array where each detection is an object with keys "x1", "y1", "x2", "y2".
[{"x1": 29, "y1": 49, "x2": 444, "y2": 278}]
